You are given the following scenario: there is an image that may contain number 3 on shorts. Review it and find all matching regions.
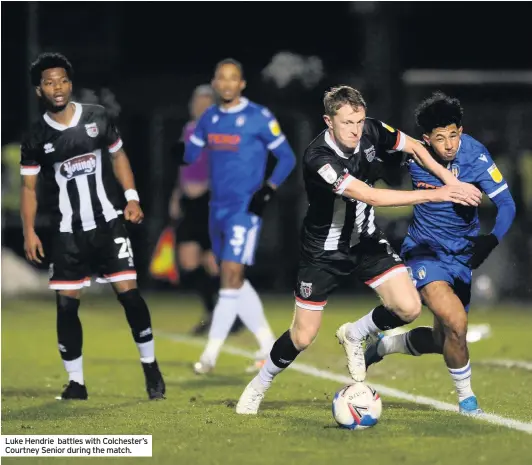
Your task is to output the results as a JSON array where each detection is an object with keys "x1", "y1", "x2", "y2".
[{"x1": 230, "y1": 225, "x2": 247, "y2": 256}]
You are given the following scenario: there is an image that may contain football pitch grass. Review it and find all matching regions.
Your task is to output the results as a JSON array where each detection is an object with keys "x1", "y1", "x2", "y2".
[{"x1": 2, "y1": 293, "x2": 532, "y2": 464}]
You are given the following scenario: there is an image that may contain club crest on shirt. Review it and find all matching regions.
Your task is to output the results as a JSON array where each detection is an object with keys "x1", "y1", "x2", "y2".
[
  {"x1": 235, "y1": 115, "x2": 246, "y2": 127},
  {"x1": 416, "y1": 266, "x2": 427, "y2": 280},
  {"x1": 451, "y1": 164, "x2": 460, "y2": 178},
  {"x1": 364, "y1": 145, "x2": 376, "y2": 162},
  {"x1": 85, "y1": 122, "x2": 99, "y2": 138},
  {"x1": 299, "y1": 281, "x2": 313, "y2": 299}
]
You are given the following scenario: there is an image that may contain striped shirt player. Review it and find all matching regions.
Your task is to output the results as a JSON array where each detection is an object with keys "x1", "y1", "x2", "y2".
[
  {"x1": 235, "y1": 86, "x2": 484, "y2": 415},
  {"x1": 295, "y1": 118, "x2": 408, "y2": 309},
  {"x1": 20, "y1": 102, "x2": 138, "y2": 289},
  {"x1": 22, "y1": 52, "x2": 165, "y2": 403}
]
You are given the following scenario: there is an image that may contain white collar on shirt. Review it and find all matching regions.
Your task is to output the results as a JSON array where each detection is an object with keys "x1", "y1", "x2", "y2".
[
  {"x1": 43, "y1": 102, "x2": 82, "y2": 131},
  {"x1": 324, "y1": 130, "x2": 360, "y2": 159},
  {"x1": 218, "y1": 97, "x2": 249, "y2": 114}
]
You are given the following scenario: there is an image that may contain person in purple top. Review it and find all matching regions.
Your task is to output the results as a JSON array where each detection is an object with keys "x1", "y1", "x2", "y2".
[{"x1": 169, "y1": 85, "x2": 221, "y2": 335}]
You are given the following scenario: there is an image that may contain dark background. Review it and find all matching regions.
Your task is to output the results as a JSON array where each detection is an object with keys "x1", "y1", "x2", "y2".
[{"x1": 2, "y1": 2, "x2": 531, "y2": 301}]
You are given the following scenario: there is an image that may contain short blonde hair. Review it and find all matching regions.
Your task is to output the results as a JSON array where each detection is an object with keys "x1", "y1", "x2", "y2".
[{"x1": 323, "y1": 85, "x2": 367, "y2": 117}]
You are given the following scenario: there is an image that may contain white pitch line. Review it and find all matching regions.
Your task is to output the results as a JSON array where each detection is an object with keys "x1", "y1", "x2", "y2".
[
  {"x1": 477, "y1": 359, "x2": 532, "y2": 371},
  {"x1": 158, "y1": 332, "x2": 532, "y2": 434}
]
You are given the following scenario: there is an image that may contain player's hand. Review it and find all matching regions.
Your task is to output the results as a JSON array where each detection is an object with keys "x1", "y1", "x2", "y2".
[
  {"x1": 124, "y1": 200, "x2": 144, "y2": 224},
  {"x1": 248, "y1": 183, "x2": 276, "y2": 217},
  {"x1": 433, "y1": 185, "x2": 479, "y2": 206},
  {"x1": 464, "y1": 234, "x2": 499, "y2": 269},
  {"x1": 24, "y1": 229, "x2": 45, "y2": 264},
  {"x1": 456, "y1": 181, "x2": 482, "y2": 206}
]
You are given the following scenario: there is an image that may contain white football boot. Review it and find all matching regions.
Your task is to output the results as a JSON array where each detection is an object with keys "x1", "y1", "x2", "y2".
[
  {"x1": 336, "y1": 323, "x2": 367, "y2": 382},
  {"x1": 236, "y1": 379, "x2": 268, "y2": 415}
]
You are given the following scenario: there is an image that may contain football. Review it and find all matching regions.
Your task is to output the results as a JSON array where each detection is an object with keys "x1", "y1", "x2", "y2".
[{"x1": 332, "y1": 383, "x2": 382, "y2": 430}]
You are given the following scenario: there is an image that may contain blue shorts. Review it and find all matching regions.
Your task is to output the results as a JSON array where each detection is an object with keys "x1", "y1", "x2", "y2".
[
  {"x1": 209, "y1": 208, "x2": 262, "y2": 265},
  {"x1": 402, "y1": 237, "x2": 473, "y2": 312}
]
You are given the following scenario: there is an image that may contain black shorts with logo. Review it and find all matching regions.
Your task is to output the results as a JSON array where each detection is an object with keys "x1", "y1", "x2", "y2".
[
  {"x1": 174, "y1": 191, "x2": 211, "y2": 251},
  {"x1": 294, "y1": 235, "x2": 406, "y2": 310},
  {"x1": 49, "y1": 217, "x2": 137, "y2": 290}
]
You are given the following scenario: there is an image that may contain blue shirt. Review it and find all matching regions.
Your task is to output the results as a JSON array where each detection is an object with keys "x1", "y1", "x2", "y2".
[
  {"x1": 406, "y1": 134, "x2": 513, "y2": 255},
  {"x1": 184, "y1": 97, "x2": 296, "y2": 210}
]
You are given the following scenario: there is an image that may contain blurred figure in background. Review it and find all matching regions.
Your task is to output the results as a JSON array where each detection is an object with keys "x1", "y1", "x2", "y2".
[
  {"x1": 169, "y1": 85, "x2": 225, "y2": 335},
  {"x1": 183, "y1": 59, "x2": 297, "y2": 374}
]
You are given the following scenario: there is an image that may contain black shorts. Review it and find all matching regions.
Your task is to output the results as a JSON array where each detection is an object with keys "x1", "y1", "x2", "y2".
[
  {"x1": 294, "y1": 236, "x2": 406, "y2": 310},
  {"x1": 174, "y1": 192, "x2": 211, "y2": 250},
  {"x1": 49, "y1": 217, "x2": 137, "y2": 290}
]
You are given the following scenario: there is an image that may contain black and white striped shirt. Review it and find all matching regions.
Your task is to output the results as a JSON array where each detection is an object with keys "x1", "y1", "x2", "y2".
[
  {"x1": 300, "y1": 118, "x2": 406, "y2": 260},
  {"x1": 20, "y1": 103, "x2": 124, "y2": 233}
]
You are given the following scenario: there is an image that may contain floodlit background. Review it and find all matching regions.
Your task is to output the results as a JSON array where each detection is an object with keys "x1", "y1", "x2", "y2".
[{"x1": 1, "y1": 4, "x2": 531, "y2": 463}]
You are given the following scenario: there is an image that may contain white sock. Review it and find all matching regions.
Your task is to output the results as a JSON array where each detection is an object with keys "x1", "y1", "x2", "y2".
[
  {"x1": 255, "y1": 355, "x2": 283, "y2": 389},
  {"x1": 448, "y1": 360, "x2": 474, "y2": 402},
  {"x1": 200, "y1": 288, "x2": 240, "y2": 365},
  {"x1": 64, "y1": 356, "x2": 84, "y2": 385},
  {"x1": 237, "y1": 280, "x2": 275, "y2": 355},
  {"x1": 347, "y1": 308, "x2": 379, "y2": 340},
  {"x1": 138, "y1": 340, "x2": 155, "y2": 364},
  {"x1": 378, "y1": 333, "x2": 417, "y2": 357}
]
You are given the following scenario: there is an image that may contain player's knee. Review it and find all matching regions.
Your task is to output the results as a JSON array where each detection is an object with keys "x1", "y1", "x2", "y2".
[
  {"x1": 392, "y1": 293, "x2": 422, "y2": 323},
  {"x1": 290, "y1": 316, "x2": 320, "y2": 350},
  {"x1": 290, "y1": 327, "x2": 317, "y2": 351},
  {"x1": 56, "y1": 293, "x2": 80, "y2": 313},
  {"x1": 442, "y1": 313, "x2": 468, "y2": 344},
  {"x1": 220, "y1": 262, "x2": 244, "y2": 289}
]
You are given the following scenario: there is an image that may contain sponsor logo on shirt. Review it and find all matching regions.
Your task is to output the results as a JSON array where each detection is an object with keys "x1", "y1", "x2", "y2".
[
  {"x1": 415, "y1": 181, "x2": 438, "y2": 190},
  {"x1": 59, "y1": 153, "x2": 97, "y2": 179},
  {"x1": 207, "y1": 133, "x2": 241, "y2": 151}
]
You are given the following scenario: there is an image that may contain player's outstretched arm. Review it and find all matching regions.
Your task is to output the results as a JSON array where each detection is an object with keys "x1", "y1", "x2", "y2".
[
  {"x1": 465, "y1": 160, "x2": 517, "y2": 269},
  {"x1": 342, "y1": 176, "x2": 474, "y2": 207},
  {"x1": 20, "y1": 174, "x2": 44, "y2": 263},
  {"x1": 111, "y1": 148, "x2": 144, "y2": 224},
  {"x1": 402, "y1": 136, "x2": 482, "y2": 206}
]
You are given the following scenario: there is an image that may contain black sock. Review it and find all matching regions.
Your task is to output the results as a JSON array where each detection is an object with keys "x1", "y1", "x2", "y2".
[
  {"x1": 117, "y1": 289, "x2": 153, "y2": 344},
  {"x1": 371, "y1": 304, "x2": 410, "y2": 331},
  {"x1": 270, "y1": 330, "x2": 301, "y2": 369},
  {"x1": 405, "y1": 327, "x2": 443, "y2": 355},
  {"x1": 181, "y1": 268, "x2": 219, "y2": 315},
  {"x1": 56, "y1": 294, "x2": 82, "y2": 361}
]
